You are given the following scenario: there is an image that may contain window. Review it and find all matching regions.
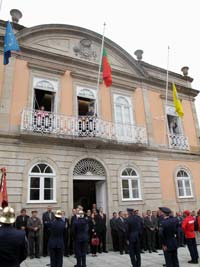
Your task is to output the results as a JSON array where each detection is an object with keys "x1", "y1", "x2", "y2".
[
  {"x1": 176, "y1": 169, "x2": 193, "y2": 198},
  {"x1": 33, "y1": 78, "x2": 58, "y2": 112},
  {"x1": 166, "y1": 106, "x2": 182, "y2": 135},
  {"x1": 28, "y1": 163, "x2": 56, "y2": 203},
  {"x1": 77, "y1": 87, "x2": 96, "y2": 116},
  {"x1": 114, "y1": 95, "x2": 134, "y2": 139},
  {"x1": 121, "y1": 167, "x2": 141, "y2": 200}
]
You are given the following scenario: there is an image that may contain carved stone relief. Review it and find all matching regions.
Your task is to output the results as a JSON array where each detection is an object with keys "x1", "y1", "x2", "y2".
[{"x1": 73, "y1": 38, "x2": 97, "y2": 61}]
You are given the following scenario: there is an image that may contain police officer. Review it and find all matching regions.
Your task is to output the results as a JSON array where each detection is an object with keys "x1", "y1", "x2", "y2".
[
  {"x1": 126, "y1": 208, "x2": 143, "y2": 267},
  {"x1": 0, "y1": 206, "x2": 28, "y2": 267},
  {"x1": 48, "y1": 210, "x2": 66, "y2": 267},
  {"x1": 73, "y1": 210, "x2": 89, "y2": 267},
  {"x1": 159, "y1": 207, "x2": 179, "y2": 267}
]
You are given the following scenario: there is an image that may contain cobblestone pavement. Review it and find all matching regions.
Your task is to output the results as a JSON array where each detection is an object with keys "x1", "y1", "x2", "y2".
[{"x1": 21, "y1": 246, "x2": 200, "y2": 267}]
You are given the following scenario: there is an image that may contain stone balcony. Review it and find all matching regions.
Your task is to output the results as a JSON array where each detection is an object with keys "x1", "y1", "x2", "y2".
[{"x1": 20, "y1": 109, "x2": 148, "y2": 145}]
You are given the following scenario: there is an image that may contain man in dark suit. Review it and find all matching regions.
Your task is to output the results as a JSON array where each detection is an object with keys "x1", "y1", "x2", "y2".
[
  {"x1": 61, "y1": 211, "x2": 69, "y2": 257},
  {"x1": 144, "y1": 209, "x2": 158, "y2": 253},
  {"x1": 116, "y1": 211, "x2": 128, "y2": 254},
  {"x1": 95, "y1": 207, "x2": 107, "y2": 253},
  {"x1": 0, "y1": 206, "x2": 28, "y2": 267},
  {"x1": 159, "y1": 207, "x2": 179, "y2": 267},
  {"x1": 110, "y1": 211, "x2": 119, "y2": 251},
  {"x1": 73, "y1": 210, "x2": 89, "y2": 267},
  {"x1": 127, "y1": 208, "x2": 143, "y2": 267},
  {"x1": 43, "y1": 206, "x2": 55, "y2": 256},
  {"x1": 15, "y1": 208, "x2": 29, "y2": 237},
  {"x1": 48, "y1": 210, "x2": 65, "y2": 267}
]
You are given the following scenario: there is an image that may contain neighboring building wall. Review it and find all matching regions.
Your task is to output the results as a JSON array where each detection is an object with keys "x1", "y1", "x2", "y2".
[
  {"x1": 182, "y1": 99, "x2": 199, "y2": 147},
  {"x1": 159, "y1": 159, "x2": 200, "y2": 211}
]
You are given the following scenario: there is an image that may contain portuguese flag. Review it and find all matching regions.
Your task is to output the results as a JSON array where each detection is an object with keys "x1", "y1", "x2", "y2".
[{"x1": 102, "y1": 48, "x2": 112, "y2": 87}]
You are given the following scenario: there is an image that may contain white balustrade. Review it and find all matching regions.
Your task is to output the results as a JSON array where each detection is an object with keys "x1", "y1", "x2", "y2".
[
  {"x1": 168, "y1": 133, "x2": 189, "y2": 150},
  {"x1": 21, "y1": 109, "x2": 148, "y2": 145}
]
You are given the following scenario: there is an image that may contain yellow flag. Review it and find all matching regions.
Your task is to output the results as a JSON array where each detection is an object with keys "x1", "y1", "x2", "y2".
[{"x1": 172, "y1": 83, "x2": 184, "y2": 118}]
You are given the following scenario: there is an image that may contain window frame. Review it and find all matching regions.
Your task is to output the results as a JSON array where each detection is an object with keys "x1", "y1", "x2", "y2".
[
  {"x1": 166, "y1": 106, "x2": 183, "y2": 135},
  {"x1": 27, "y1": 164, "x2": 56, "y2": 203},
  {"x1": 176, "y1": 169, "x2": 193, "y2": 199},
  {"x1": 120, "y1": 167, "x2": 141, "y2": 201},
  {"x1": 114, "y1": 94, "x2": 134, "y2": 125}
]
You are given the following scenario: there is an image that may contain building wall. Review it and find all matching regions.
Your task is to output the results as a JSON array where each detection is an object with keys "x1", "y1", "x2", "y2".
[
  {"x1": 182, "y1": 99, "x2": 199, "y2": 147},
  {"x1": 0, "y1": 55, "x2": 5, "y2": 100},
  {"x1": 159, "y1": 159, "x2": 200, "y2": 211},
  {"x1": 0, "y1": 139, "x2": 164, "y2": 217},
  {"x1": 9, "y1": 59, "x2": 30, "y2": 130}
]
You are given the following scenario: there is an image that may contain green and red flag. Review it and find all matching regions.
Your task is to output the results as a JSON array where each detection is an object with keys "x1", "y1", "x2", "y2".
[{"x1": 102, "y1": 48, "x2": 112, "y2": 87}]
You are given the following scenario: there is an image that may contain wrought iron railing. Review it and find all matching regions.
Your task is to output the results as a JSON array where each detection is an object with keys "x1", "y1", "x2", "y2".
[
  {"x1": 168, "y1": 133, "x2": 189, "y2": 150},
  {"x1": 21, "y1": 109, "x2": 148, "y2": 145}
]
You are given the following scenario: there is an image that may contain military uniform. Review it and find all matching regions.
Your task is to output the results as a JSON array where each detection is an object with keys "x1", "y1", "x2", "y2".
[
  {"x1": 73, "y1": 211, "x2": 89, "y2": 267},
  {"x1": 127, "y1": 210, "x2": 143, "y2": 267},
  {"x1": 0, "y1": 207, "x2": 28, "y2": 267},
  {"x1": 159, "y1": 207, "x2": 179, "y2": 267},
  {"x1": 48, "y1": 210, "x2": 65, "y2": 267}
]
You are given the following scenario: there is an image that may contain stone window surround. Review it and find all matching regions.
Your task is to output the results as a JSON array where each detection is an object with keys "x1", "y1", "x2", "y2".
[
  {"x1": 111, "y1": 88, "x2": 135, "y2": 125},
  {"x1": 120, "y1": 166, "x2": 142, "y2": 201},
  {"x1": 27, "y1": 163, "x2": 56, "y2": 204},
  {"x1": 174, "y1": 166, "x2": 194, "y2": 200},
  {"x1": 28, "y1": 70, "x2": 60, "y2": 114}
]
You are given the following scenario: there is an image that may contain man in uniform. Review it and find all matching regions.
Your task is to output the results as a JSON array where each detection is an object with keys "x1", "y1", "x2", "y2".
[
  {"x1": 48, "y1": 210, "x2": 66, "y2": 267},
  {"x1": 0, "y1": 206, "x2": 28, "y2": 267},
  {"x1": 127, "y1": 208, "x2": 143, "y2": 267},
  {"x1": 73, "y1": 210, "x2": 89, "y2": 267},
  {"x1": 159, "y1": 207, "x2": 179, "y2": 267}
]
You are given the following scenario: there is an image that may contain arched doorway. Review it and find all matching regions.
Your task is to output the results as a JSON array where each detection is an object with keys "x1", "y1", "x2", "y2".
[{"x1": 73, "y1": 158, "x2": 107, "y2": 212}]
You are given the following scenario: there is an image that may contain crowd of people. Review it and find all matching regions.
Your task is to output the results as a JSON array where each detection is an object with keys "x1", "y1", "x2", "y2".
[{"x1": 0, "y1": 204, "x2": 200, "y2": 267}]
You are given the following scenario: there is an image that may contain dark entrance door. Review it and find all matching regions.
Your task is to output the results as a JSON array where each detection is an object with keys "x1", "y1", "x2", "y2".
[{"x1": 73, "y1": 180, "x2": 96, "y2": 211}]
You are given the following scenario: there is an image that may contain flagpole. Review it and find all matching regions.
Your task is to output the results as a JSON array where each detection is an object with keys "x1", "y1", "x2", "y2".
[
  {"x1": 164, "y1": 46, "x2": 170, "y2": 145},
  {"x1": 95, "y1": 22, "x2": 106, "y2": 117}
]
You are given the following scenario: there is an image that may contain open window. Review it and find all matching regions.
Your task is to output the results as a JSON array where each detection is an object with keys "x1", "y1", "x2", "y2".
[
  {"x1": 166, "y1": 106, "x2": 182, "y2": 135},
  {"x1": 33, "y1": 79, "x2": 57, "y2": 112},
  {"x1": 34, "y1": 89, "x2": 55, "y2": 112},
  {"x1": 77, "y1": 88, "x2": 96, "y2": 116}
]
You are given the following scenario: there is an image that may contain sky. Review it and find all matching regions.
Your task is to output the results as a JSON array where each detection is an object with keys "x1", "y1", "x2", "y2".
[{"x1": 1, "y1": 0, "x2": 200, "y2": 126}]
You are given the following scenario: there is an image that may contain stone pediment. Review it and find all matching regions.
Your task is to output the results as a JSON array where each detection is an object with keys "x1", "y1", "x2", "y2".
[{"x1": 17, "y1": 24, "x2": 144, "y2": 77}]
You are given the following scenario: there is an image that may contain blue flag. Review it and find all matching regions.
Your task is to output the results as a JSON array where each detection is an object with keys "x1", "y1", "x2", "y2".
[{"x1": 4, "y1": 21, "x2": 20, "y2": 65}]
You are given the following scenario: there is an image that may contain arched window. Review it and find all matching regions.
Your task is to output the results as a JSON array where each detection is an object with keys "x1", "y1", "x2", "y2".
[
  {"x1": 121, "y1": 167, "x2": 141, "y2": 200},
  {"x1": 115, "y1": 96, "x2": 132, "y2": 124},
  {"x1": 176, "y1": 169, "x2": 193, "y2": 198},
  {"x1": 28, "y1": 163, "x2": 56, "y2": 202}
]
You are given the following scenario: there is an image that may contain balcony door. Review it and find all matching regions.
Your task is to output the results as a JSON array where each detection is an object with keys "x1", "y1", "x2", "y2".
[{"x1": 114, "y1": 95, "x2": 134, "y2": 140}]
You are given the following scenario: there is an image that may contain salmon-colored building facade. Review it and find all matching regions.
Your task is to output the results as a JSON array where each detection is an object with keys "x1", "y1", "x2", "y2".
[{"x1": 0, "y1": 17, "x2": 200, "y2": 217}]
